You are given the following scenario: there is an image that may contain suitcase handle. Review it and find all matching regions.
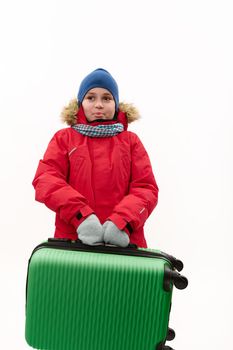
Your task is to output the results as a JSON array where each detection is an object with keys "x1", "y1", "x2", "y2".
[
  {"x1": 33, "y1": 238, "x2": 186, "y2": 273},
  {"x1": 48, "y1": 238, "x2": 138, "y2": 249}
]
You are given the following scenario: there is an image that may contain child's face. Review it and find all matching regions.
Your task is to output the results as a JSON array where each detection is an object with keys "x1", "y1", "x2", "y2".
[{"x1": 82, "y1": 88, "x2": 116, "y2": 122}]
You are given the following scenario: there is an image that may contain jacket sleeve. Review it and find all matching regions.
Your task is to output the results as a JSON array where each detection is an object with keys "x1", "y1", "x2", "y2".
[
  {"x1": 32, "y1": 130, "x2": 94, "y2": 228},
  {"x1": 108, "y1": 132, "x2": 159, "y2": 232}
]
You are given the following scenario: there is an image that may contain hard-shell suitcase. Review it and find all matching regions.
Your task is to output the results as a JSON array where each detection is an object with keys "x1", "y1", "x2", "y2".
[{"x1": 25, "y1": 239, "x2": 188, "y2": 350}]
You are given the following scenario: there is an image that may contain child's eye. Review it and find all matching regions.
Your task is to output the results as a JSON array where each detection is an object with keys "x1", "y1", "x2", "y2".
[
  {"x1": 103, "y1": 96, "x2": 112, "y2": 101},
  {"x1": 87, "y1": 96, "x2": 95, "y2": 101}
]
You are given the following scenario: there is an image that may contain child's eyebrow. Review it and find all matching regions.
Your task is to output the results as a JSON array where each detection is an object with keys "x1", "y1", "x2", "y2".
[{"x1": 86, "y1": 92, "x2": 112, "y2": 97}]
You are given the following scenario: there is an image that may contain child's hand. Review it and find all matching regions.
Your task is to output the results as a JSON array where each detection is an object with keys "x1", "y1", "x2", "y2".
[
  {"x1": 77, "y1": 214, "x2": 104, "y2": 245},
  {"x1": 103, "y1": 221, "x2": 130, "y2": 248}
]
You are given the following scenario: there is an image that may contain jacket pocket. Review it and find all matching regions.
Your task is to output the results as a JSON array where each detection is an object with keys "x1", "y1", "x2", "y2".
[{"x1": 68, "y1": 155, "x2": 86, "y2": 185}]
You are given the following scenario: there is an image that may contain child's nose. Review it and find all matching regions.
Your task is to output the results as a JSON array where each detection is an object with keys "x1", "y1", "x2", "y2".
[{"x1": 95, "y1": 99, "x2": 104, "y2": 108}]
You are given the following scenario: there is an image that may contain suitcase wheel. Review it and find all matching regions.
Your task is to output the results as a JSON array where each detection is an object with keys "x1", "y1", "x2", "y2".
[{"x1": 167, "y1": 327, "x2": 176, "y2": 341}]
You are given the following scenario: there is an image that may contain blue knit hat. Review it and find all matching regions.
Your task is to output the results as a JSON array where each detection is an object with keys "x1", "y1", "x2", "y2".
[{"x1": 77, "y1": 68, "x2": 119, "y2": 110}]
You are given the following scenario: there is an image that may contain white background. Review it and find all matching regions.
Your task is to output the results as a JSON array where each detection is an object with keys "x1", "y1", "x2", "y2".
[{"x1": 0, "y1": 0, "x2": 232, "y2": 349}]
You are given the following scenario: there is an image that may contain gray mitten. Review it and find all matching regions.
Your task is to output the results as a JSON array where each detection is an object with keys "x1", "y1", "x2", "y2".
[
  {"x1": 103, "y1": 221, "x2": 130, "y2": 248},
  {"x1": 77, "y1": 214, "x2": 104, "y2": 245}
]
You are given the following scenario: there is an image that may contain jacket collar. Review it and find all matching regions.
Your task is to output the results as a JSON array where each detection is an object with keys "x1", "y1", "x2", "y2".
[
  {"x1": 61, "y1": 100, "x2": 140, "y2": 126},
  {"x1": 77, "y1": 106, "x2": 128, "y2": 131}
]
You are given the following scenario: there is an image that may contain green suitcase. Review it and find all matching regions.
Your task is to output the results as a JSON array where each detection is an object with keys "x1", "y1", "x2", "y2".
[{"x1": 25, "y1": 239, "x2": 188, "y2": 350}]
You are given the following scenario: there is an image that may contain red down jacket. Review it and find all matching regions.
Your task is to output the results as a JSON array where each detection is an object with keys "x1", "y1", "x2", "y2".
[{"x1": 32, "y1": 103, "x2": 158, "y2": 247}]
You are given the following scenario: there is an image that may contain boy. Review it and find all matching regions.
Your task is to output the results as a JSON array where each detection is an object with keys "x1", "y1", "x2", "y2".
[{"x1": 33, "y1": 68, "x2": 158, "y2": 247}]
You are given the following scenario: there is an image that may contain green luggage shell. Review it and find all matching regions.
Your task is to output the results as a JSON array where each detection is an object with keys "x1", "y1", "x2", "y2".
[{"x1": 25, "y1": 242, "x2": 183, "y2": 350}]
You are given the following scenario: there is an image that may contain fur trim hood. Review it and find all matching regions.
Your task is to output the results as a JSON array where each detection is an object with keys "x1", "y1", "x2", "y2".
[{"x1": 61, "y1": 99, "x2": 140, "y2": 126}]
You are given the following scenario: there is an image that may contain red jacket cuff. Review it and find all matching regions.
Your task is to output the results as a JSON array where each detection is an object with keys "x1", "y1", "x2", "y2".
[
  {"x1": 107, "y1": 213, "x2": 132, "y2": 237},
  {"x1": 70, "y1": 205, "x2": 94, "y2": 229}
]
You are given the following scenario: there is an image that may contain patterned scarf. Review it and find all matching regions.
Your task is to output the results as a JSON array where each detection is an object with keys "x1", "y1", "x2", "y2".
[{"x1": 72, "y1": 123, "x2": 124, "y2": 138}]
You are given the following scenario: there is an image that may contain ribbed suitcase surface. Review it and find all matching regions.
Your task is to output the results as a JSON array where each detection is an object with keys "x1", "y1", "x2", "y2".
[{"x1": 25, "y1": 243, "x2": 185, "y2": 350}]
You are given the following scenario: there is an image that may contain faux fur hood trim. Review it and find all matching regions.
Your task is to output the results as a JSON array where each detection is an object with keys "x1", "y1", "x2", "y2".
[{"x1": 61, "y1": 99, "x2": 140, "y2": 126}]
